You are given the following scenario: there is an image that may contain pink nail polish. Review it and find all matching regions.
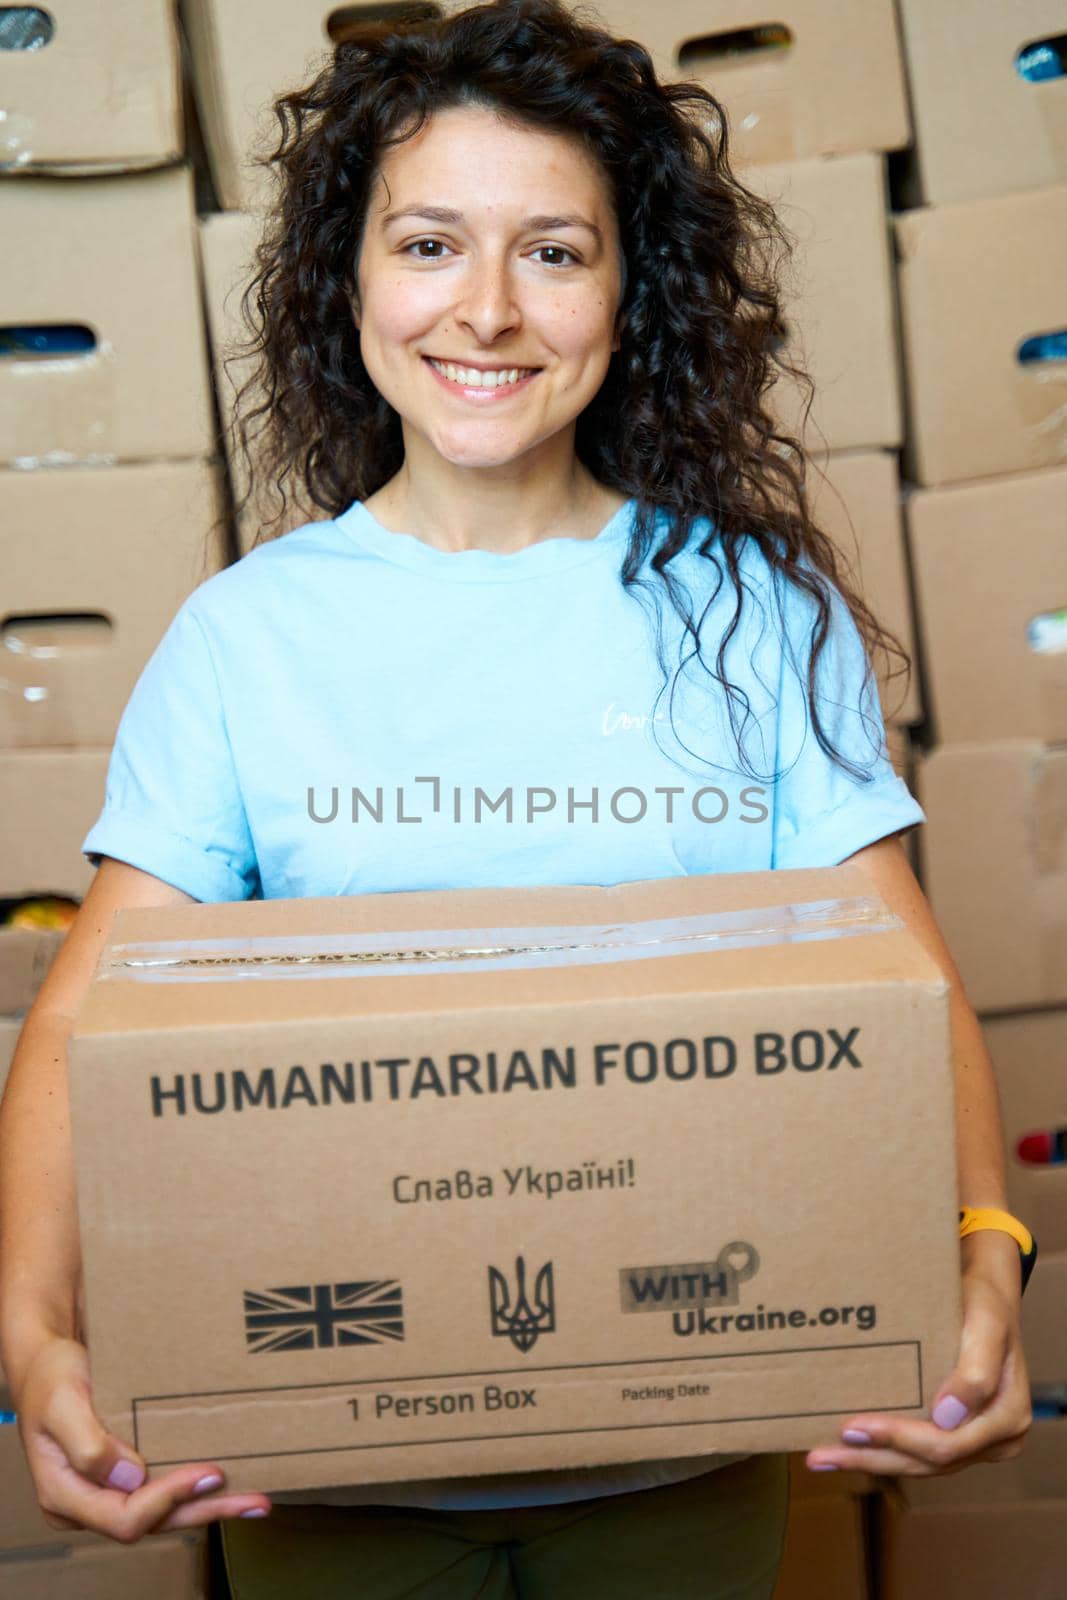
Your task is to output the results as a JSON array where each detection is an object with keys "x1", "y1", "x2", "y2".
[
  {"x1": 194, "y1": 1474, "x2": 223, "y2": 1494},
  {"x1": 932, "y1": 1395, "x2": 969, "y2": 1430},
  {"x1": 808, "y1": 1463, "x2": 839, "y2": 1472},
  {"x1": 842, "y1": 1429, "x2": 871, "y2": 1445},
  {"x1": 240, "y1": 1507, "x2": 270, "y2": 1518},
  {"x1": 107, "y1": 1460, "x2": 144, "y2": 1492}
]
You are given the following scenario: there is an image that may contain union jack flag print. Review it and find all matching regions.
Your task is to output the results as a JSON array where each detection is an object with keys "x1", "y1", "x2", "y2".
[{"x1": 243, "y1": 1280, "x2": 405, "y2": 1353}]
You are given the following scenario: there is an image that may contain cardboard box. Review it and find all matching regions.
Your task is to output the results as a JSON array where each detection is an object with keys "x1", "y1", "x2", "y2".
[
  {"x1": 773, "y1": 1490, "x2": 870, "y2": 1600},
  {"x1": 876, "y1": 1489, "x2": 1067, "y2": 1600},
  {"x1": 0, "y1": 752, "x2": 110, "y2": 901},
  {"x1": 787, "y1": 1451, "x2": 877, "y2": 1504},
  {"x1": 915, "y1": 742, "x2": 1067, "y2": 1013},
  {"x1": 906, "y1": 467, "x2": 1067, "y2": 746},
  {"x1": 1, "y1": 462, "x2": 227, "y2": 748},
  {"x1": 184, "y1": 0, "x2": 910, "y2": 211},
  {"x1": 810, "y1": 451, "x2": 920, "y2": 727},
  {"x1": 983, "y1": 1009, "x2": 1067, "y2": 1257},
  {"x1": 774, "y1": 1452, "x2": 878, "y2": 1599},
  {"x1": 740, "y1": 155, "x2": 902, "y2": 453},
  {"x1": 595, "y1": 0, "x2": 910, "y2": 168},
  {"x1": 0, "y1": 1413, "x2": 99, "y2": 1552},
  {"x1": 0, "y1": 1, "x2": 181, "y2": 173},
  {"x1": 895, "y1": 186, "x2": 1067, "y2": 488},
  {"x1": 0, "y1": 1403, "x2": 209, "y2": 1590},
  {"x1": 181, "y1": 0, "x2": 335, "y2": 212},
  {"x1": 0, "y1": 1531, "x2": 208, "y2": 1599},
  {"x1": 899, "y1": 1413, "x2": 1067, "y2": 1509},
  {"x1": 895, "y1": 0, "x2": 1067, "y2": 206},
  {"x1": 0, "y1": 926, "x2": 65, "y2": 1014},
  {"x1": 68, "y1": 864, "x2": 961, "y2": 1495},
  {"x1": 0, "y1": 1018, "x2": 23, "y2": 1100},
  {"x1": 198, "y1": 211, "x2": 317, "y2": 550},
  {"x1": 0, "y1": 167, "x2": 215, "y2": 466},
  {"x1": 1022, "y1": 1251, "x2": 1067, "y2": 1391}
]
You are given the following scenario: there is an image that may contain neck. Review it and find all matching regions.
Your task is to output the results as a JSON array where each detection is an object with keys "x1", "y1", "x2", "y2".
[{"x1": 369, "y1": 456, "x2": 613, "y2": 555}]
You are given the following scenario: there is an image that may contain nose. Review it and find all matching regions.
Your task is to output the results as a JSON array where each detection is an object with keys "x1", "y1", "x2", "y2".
[{"x1": 452, "y1": 251, "x2": 522, "y2": 344}]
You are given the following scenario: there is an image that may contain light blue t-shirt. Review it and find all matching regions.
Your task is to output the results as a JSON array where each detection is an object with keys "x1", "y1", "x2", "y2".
[{"x1": 81, "y1": 495, "x2": 924, "y2": 1510}]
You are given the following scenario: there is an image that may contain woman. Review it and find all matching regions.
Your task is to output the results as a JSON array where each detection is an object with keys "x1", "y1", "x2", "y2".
[{"x1": 0, "y1": 1, "x2": 1032, "y2": 1595}]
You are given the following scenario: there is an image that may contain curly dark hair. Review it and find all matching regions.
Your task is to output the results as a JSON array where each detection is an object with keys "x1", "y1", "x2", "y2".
[{"x1": 227, "y1": 0, "x2": 911, "y2": 786}]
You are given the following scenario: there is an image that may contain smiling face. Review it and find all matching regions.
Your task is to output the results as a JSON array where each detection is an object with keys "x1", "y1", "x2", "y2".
[{"x1": 351, "y1": 103, "x2": 626, "y2": 475}]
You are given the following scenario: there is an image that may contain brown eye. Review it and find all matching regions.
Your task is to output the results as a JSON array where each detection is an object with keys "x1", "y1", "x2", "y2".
[
  {"x1": 533, "y1": 246, "x2": 578, "y2": 267},
  {"x1": 406, "y1": 238, "x2": 450, "y2": 259}
]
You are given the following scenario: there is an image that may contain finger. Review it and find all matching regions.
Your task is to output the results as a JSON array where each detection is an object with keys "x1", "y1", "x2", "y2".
[
  {"x1": 806, "y1": 1443, "x2": 972, "y2": 1477},
  {"x1": 836, "y1": 1375, "x2": 1030, "y2": 1466},
  {"x1": 828, "y1": 1414, "x2": 1009, "y2": 1472},
  {"x1": 805, "y1": 1430, "x2": 1028, "y2": 1478},
  {"x1": 34, "y1": 1457, "x2": 262, "y2": 1542},
  {"x1": 152, "y1": 1492, "x2": 274, "y2": 1534},
  {"x1": 806, "y1": 1394, "x2": 1031, "y2": 1477}
]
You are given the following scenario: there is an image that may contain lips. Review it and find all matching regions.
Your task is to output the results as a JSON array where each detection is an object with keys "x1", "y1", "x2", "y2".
[{"x1": 422, "y1": 356, "x2": 543, "y2": 399}]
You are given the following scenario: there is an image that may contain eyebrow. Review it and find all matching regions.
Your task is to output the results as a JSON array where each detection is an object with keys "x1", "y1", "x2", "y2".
[{"x1": 380, "y1": 204, "x2": 602, "y2": 242}]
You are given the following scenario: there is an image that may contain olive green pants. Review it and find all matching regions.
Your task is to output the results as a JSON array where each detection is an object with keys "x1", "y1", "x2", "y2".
[{"x1": 221, "y1": 1453, "x2": 790, "y2": 1599}]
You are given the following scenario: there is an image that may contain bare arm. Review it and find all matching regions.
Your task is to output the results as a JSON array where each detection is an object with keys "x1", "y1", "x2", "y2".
[
  {"x1": 804, "y1": 833, "x2": 1031, "y2": 1476},
  {"x1": 0, "y1": 859, "x2": 196, "y2": 1391},
  {"x1": 0, "y1": 858, "x2": 270, "y2": 1537}
]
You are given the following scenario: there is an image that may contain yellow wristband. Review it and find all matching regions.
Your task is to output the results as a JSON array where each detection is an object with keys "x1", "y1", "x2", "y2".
[
  {"x1": 959, "y1": 1206, "x2": 1037, "y2": 1293},
  {"x1": 958, "y1": 1206, "x2": 1033, "y2": 1253}
]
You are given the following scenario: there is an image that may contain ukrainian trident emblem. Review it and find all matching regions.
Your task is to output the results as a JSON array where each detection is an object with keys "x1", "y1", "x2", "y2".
[{"x1": 488, "y1": 1257, "x2": 556, "y2": 1353}]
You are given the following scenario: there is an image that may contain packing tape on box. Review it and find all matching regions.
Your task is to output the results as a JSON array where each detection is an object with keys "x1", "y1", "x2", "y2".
[{"x1": 99, "y1": 894, "x2": 902, "y2": 983}]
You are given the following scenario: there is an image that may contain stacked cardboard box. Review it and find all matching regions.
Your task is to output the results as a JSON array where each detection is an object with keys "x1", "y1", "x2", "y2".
[
  {"x1": 878, "y1": 1348, "x2": 1067, "y2": 1596},
  {"x1": 894, "y1": 0, "x2": 1067, "y2": 1016},
  {"x1": 5, "y1": 0, "x2": 1051, "y2": 1587},
  {"x1": 772, "y1": 1458, "x2": 880, "y2": 1600},
  {"x1": 0, "y1": 924, "x2": 65, "y2": 1099},
  {"x1": 0, "y1": 8, "x2": 229, "y2": 1057},
  {"x1": 185, "y1": 0, "x2": 338, "y2": 548},
  {"x1": 0, "y1": 1403, "x2": 208, "y2": 1598},
  {"x1": 875, "y1": 1413, "x2": 1067, "y2": 1600},
  {"x1": 0, "y1": 5, "x2": 230, "y2": 1579},
  {"x1": 876, "y1": 2, "x2": 1067, "y2": 1590}
]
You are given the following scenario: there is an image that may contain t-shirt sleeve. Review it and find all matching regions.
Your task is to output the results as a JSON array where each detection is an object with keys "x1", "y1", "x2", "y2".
[
  {"x1": 81, "y1": 598, "x2": 259, "y2": 901},
  {"x1": 769, "y1": 564, "x2": 925, "y2": 870}
]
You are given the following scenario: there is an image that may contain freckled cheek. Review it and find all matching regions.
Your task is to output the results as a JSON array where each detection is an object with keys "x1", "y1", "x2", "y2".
[
  {"x1": 365, "y1": 282, "x2": 448, "y2": 343},
  {"x1": 549, "y1": 302, "x2": 615, "y2": 357}
]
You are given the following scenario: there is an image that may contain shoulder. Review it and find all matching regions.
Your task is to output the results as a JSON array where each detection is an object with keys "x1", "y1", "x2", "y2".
[
  {"x1": 653, "y1": 524, "x2": 860, "y2": 669},
  {"x1": 179, "y1": 514, "x2": 344, "y2": 633},
  {"x1": 648, "y1": 515, "x2": 790, "y2": 617}
]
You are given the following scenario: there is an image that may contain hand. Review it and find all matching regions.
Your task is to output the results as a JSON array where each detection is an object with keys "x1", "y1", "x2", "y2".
[
  {"x1": 804, "y1": 1235, "x2": 1033, "y2": 1477},
  {"x1": 13, "y1": 1333, "x2": 272, "y2": 1541}
]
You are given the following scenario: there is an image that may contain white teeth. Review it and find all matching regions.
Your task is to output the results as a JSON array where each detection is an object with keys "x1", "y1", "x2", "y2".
[{"x1": 428, "y1": 358, "x2": 536, "y2": 388}]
